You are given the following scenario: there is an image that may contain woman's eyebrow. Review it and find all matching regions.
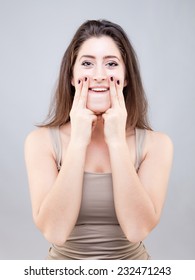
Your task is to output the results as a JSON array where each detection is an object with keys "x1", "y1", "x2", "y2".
[{"x1": 79, "y1": 55, "x2": 120, "y2": 61}]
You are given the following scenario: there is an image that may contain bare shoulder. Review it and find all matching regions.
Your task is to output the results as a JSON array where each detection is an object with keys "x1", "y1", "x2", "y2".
[
  {"x1": 146, "y1": 130, "x2": 173, "y2": 148},
  {"x1": 145, "y1": 130, "x2": 174, "y2": 161},
  {"x1": 24, "y1": 127, "x2": 53, "y2": 157},
  {"x1": 25, "y1": 127, "x2": 50, "y2": 146}
]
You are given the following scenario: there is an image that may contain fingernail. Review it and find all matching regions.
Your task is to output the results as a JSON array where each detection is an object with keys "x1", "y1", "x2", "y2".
[
  {"x1": 78, "y1": 79, "x2": 81, "y2": 84},
  {"x1": 85, "y1": 77, "x2": 87, "y2": 82},
  {"x1": 117, "y1": 80, "x2": 120, "y2": 85},
  {"x1": 110, "y1": 76, "x2": 114, "y2": 82}
]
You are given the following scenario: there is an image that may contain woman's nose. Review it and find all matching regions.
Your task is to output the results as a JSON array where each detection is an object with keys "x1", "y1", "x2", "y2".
[{"x1": 92, "y1": 66, "x2": 107, "y2": 82}]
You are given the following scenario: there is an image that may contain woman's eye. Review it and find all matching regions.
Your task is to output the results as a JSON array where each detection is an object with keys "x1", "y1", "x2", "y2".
[
  {"x1": 106, "y1": 61, "x2": 119, "y2": 67},
  {"x1": 81, "y1": 61, "x2": 93, "y2": 67}
]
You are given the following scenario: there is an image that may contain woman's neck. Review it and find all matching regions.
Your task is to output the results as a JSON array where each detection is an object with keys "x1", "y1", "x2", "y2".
[{"x1": 91, "y1": 115, "x2": 105, "y2": 142}]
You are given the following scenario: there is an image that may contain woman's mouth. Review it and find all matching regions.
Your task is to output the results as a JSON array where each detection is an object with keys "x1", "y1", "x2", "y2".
[{"x1": 88, "y1": 87, "x2": 109, "y2": 93}]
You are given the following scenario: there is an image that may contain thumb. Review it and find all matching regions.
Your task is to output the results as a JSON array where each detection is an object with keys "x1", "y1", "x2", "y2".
[{"x1": 92, "y1": 115, "x2": 98, "y2": 131}]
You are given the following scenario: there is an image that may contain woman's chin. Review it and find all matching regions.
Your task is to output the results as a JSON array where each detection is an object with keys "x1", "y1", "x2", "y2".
[{"x1": 86, "y1": 104, "x2": 111, "y2": 115}]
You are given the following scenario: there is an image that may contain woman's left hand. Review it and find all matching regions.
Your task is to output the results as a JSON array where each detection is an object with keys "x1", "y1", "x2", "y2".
[{"x1": 102, "y1": 77, "x2": 127, "y2": 146}]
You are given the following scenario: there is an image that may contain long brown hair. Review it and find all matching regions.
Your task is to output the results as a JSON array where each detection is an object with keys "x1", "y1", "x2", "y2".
[{"x1": 40, "y1": 19, "x2": 152, "y2": 130}]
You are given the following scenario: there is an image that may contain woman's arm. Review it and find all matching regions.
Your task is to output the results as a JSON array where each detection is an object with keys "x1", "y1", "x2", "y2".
[
  {"x1": 25, "y1": 128, "x2": 87, "y2": 246},
  {"x1": 25, "y1": 77, "x2": 97, "y2": 246},
  {"x1": 103, "y1": 77, "x2": 173, "y2": 242},
  {"x1": 108, "y1": 131, "x2": 173, "y2": 243}
]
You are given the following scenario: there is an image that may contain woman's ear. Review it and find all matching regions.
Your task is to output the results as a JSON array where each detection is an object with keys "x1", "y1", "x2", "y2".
[
  {"x1": 71, "y1": 77, "x2": 75, "y2": 87},
  {"x1": 124, "y1": 79, "x2": 127, "y2": 87}
]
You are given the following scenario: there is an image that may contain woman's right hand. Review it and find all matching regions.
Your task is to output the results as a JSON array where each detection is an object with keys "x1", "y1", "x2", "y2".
[{"x1": 69, "y1": 77, "x2": 97, "y2": 147}]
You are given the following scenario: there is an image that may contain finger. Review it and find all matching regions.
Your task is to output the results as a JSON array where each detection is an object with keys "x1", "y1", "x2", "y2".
[
  {"x1": 72, "y1": 79, "x2": 82, "y2": 109},
  {"x1": 91, "y1": 115, "x2": 98, "y2": 131},
  {"x1": 116, "y1": 79, "x2": 126, "y2": 108},
  {"x1": 102, "y1": 108, "x2": 112, "y2": 120},
  {"x1": 109, "y1": 76, "x2": 119, "y2": 108},
  {"x1": 78, "y1": 76, "x2": 89, "y2": 108}
]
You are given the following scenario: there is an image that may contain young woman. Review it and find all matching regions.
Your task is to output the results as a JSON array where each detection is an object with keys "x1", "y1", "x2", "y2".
[{"x1": 24, "y1": 20, "x2": 173, "y2": 260}]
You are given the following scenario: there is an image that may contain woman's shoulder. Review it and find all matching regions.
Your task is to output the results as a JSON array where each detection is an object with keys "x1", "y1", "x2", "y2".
[
  {"x1": 25, "y1": 123, "x2": 71, "y2": 153},
  {"x1": 146, "y1": 129, "x2": 173, "y2": 146},
  {"x1": 133, "y1": 127, "x2": 173, "y2": 149},
  {"x1": 25, "y1": 126, "x2": 50, "y2": 142},
  {"x1": 24, "y1": 127, "x2": 52, "y2": 154},
  {"x1": 145, "y1": 129, "x2": 173, "y2": 158}
]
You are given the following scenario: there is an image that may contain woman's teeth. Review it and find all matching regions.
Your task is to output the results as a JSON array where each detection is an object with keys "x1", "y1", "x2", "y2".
[{"x1": 89, "y1": 88, "x2": 108, "y2": 92}]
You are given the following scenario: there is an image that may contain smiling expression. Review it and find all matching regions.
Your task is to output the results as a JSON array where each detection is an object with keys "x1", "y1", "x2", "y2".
[{"x1": 72, "y1": 36, "x2": 127, "y2": 114}]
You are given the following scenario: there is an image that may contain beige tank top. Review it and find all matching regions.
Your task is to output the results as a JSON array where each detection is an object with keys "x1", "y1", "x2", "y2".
[{"x1": 47, "y1": 127, "x2": 150, "y2": 260}]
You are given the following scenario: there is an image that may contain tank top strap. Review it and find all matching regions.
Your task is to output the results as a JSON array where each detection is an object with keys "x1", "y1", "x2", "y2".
[
  {"x1": 135, "y1": 128, "x2": 146, "y2": 171},
  {"x1": 49, "y1": 126, "x2": 62, "y2": 171},
  {"x1": 49, "y1": 126, "x2": 145, "y2": 172}
]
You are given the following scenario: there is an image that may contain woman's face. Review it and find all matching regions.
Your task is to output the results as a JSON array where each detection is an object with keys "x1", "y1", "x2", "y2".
[{"x1": 72, "y1": 36, "x2": 126, "y2": 114}]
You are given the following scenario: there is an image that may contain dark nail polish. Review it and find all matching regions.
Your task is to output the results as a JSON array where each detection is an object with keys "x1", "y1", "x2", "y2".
[
  {"x1": 110, "y1": 76, "x2": 114, "y2": 81},
  {"x1": 117, "y1": 80, "x2": 120, "y2": 85},
  {"x1": 85, "y1": 77, "x2": 87, "y2": 82},
  {"x1": 78, "y1": 79, "x2": 81, "y2": 84}
]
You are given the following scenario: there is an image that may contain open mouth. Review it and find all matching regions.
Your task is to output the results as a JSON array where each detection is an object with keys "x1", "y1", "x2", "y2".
[{"x1": 89, "y1": 87, "x2": 109, "y2": 93}]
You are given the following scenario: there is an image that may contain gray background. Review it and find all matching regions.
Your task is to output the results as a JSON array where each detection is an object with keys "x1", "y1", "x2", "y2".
[{"x1": 0, "y1": 0, "x2": 194, "y2": 259}]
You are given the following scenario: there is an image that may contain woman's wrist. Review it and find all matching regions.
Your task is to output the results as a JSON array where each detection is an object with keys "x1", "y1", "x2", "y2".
[
  {"x1": 68, "y1": 139, "x2": 89, "y2": 151},
  {"x1": 107, "y1": 138, "x2": 127, "y2": 150}
]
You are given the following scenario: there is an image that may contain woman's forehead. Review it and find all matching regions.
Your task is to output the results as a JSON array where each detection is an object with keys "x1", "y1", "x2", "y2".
[{"x1": 77, "y1": 36, "x2": 122, "y2": 59}]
